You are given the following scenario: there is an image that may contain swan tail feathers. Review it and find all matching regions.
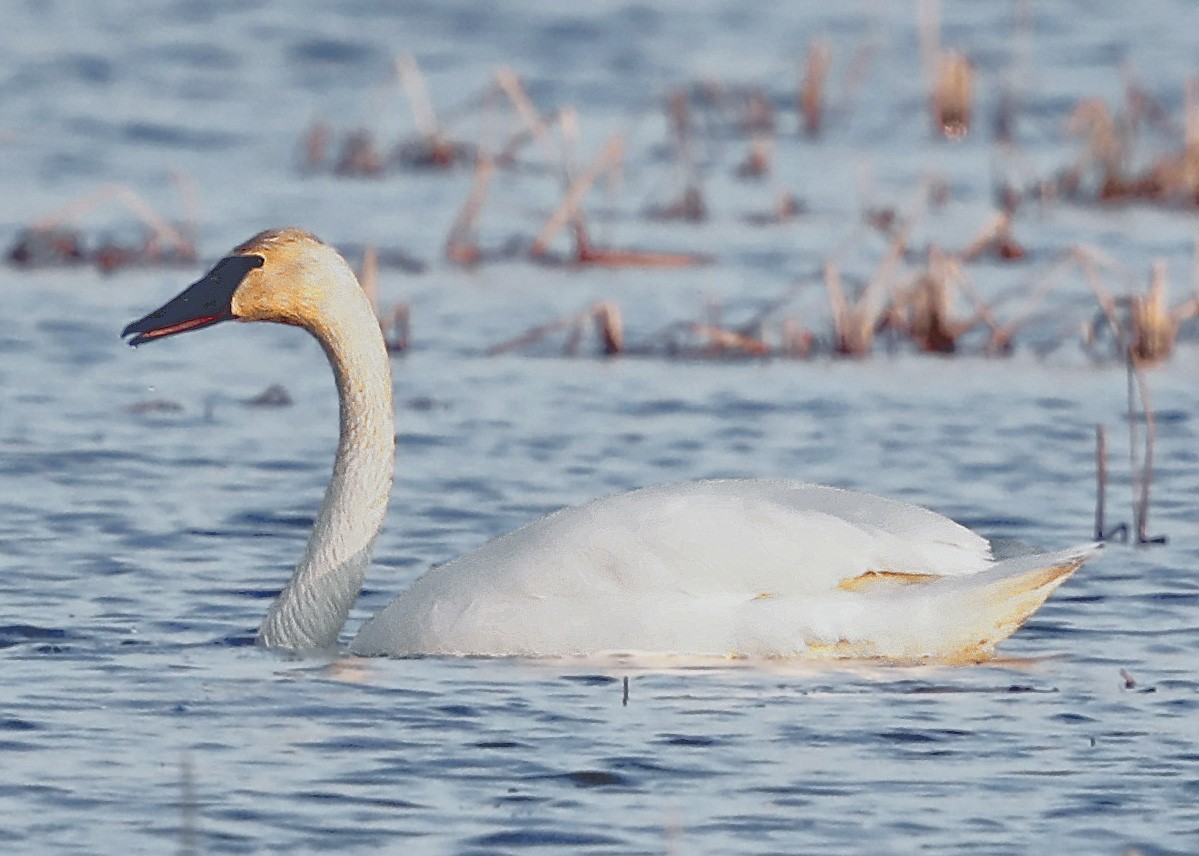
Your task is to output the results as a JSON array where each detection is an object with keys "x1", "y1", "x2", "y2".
[
  {"x1": 935, "y1": 542, "x2": 1101, "y2": 662},
  {"x1": 815, "y1": 543, "x2": 1100, "y2": 664}
]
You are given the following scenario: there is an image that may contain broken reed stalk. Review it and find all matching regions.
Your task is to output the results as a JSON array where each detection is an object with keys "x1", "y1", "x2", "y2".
[
  {"x1": 1067, "y1": 99, "x2": 1123, "y2": 191},
  {"x1": 639, "y1": 89, "x2": 708, "y2": 224},
  {"x1": 1095, "y1": 423, "x2": 1108, "y2": 541},
  {"x1": 530, "y1": 136, "x2": 625, "y2": 258},
  {"x1": 800, "y1": 39, "x2": 832, "y2": 137},
  {"x1": 32, "y1": 183, "x2": 194, "y2": 257},
  {"x1": 1094, "y1": 423, "x2": 1128, "y2": 541},
  {"x1": 918, "y1": 0, "x2": 971, "y2": 138},
  {"x1": 1127, "y1": 354, "x2": 1167, "y2": 544},
  {"x1": 385, "y1": 303, "x2": 411, "y2": 353},
  {"x1": 824, "y1": 261, "x2": 852, "y2": 351},
  {"x1": 953, "y1": 272, "x2": 1007, "y2": 353},
  {"x1": 488, "y1": 314, "x2": 580, "y2": 355},
  {"x1": 917, "y1": 0, "x2": 971, "y2": 138},
  {"x1": 824, "y1": 261, "x2": 874, "y2": 356},
  {"x1": 1075, "y1": 244, "x2": 1129, "y2": 341},
  {"x1": 170, "y1": 171, "x2": 199, "y2": 242},
  {"x1": 487, "y1": 303, "x2": 624, "y2": 357},
  {"x1": 839, "y1": 35, "x2": 877, "y2": 120},
  {"x1": 917, "y1": 0, "x2": 942, "y2": 100},
  {"x1": 902, "y1": 248, "x2": 970, "y2": 353},
  {"x1": 444, "y1": 155, "x2": 497, "y2": 265},
  {"x1": 1130, "y1": 260, "x2": 1176, "y2": 363},
  {"x1": 932, "y1": 51, "x2": 972, "y2": 139},
  {"x1": 668, "y1": 88, "x2": 692, "y2": 168},
  {"x1": 960, "y1": 211, "x2": 1024, "y2": 262},
  {"x1": 957, "y1": 250, "x2": 1074, "y2": 354},
  {"x1": 741, "y1": 88, "x2": 775, "y2": 133},
  {"x1": 1080, "y1": 249, "x2": 1188, "y2": 363},
  {"x1": 396, "y1": 54, "x2": 442, "y2": 143},
  {"x1": 493, "y1": 66, "x2": 559, "y2": 169},
  {"x1": 592, "y1": 302, "x2": 624, "y2": 355},
  {"x1": 781, "y1": 318, "x2": 814, "y2": 357},
  {"x1": 735, "y1": 135, "x2": 773, "y2": 179},
  {"x1": 834, "y1": 219, "x2": 913, "y2": 356},
  {"x1": 359, "y1": 246, "x2": 379, "y2": 316},
  {"x1": 301, "y1": 119, "x2": 333, "y2": 171},
  {"x1": 690, "y1": 324, "x2": 770, "y2": 357}
]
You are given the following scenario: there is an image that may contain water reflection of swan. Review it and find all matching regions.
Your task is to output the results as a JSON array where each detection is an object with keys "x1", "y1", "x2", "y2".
[{"x1": 123, "y1": 229, "x2": 1098, "y2": 661}]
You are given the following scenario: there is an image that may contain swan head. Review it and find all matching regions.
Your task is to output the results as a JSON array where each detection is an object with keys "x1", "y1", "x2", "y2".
[{"x1": 121, "y1": 228, "x2": 353, "y2": 345}]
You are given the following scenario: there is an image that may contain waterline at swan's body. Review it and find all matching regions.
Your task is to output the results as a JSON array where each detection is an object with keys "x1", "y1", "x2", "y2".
[{"x1": 122, "y1": 228, "x2": 1099, "y2": 662}]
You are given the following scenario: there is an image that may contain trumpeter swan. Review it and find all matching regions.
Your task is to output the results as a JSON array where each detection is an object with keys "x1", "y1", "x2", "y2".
[{"x1": 122, "y1": 229, "x2": 1098, "y2": 661}]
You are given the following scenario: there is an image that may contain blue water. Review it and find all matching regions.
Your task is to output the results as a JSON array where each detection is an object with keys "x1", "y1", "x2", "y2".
[{"x1": 2, "y1": 2, "x2": 1199, "y2": 853}]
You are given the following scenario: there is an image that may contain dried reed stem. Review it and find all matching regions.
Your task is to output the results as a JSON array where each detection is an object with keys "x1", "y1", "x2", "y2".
[
  {"x1": 1075, "y1": 245, "x2": 1127, "y2": 343},
  {"x1": 903, "y1": 249, "x2": 967, "y2": 353},
  {"x1": 932, "y1": 52, "x2": 973, "y2": 139},
  {"x1": 960, "y1": 211, "x2": 1023, "y2": 262},
  {"x1": 825, "y1": 219, "x2": 910, "y2": 356},
  {"x1": 957, "y1": 249, "x2": 1073, "y2": 354},
  {"x1": 32, "y1": 183, "x2": 194, "y2": 257},
  {"x1": 493, "y1": 66, "x2": 559, "y2": 169},
  {"x1": 445, "y1": 155, "x2": 497, "y2": 265},
  {"x1": 1127, "y1": 355, "x2": 1166, "y2": 544},
  {"x1": 385, "y1": 303, "x2": 411, "y2": 353},
  {"x1": 781, "y1": 318, "x2": 814, "y2": 357},
  {"x1": 359, "y1": 246, "x2": 379, "y2": 316},
  {"x1": 488, "y1": 315, "x2": 579, "y2": 355},
  {"x1": 170, "y1": 171, "x2": 198, "y2": 241},
  {"x1": 1093, "y1": 423, "x2": 1127, "y2": 542},
  {"x1": 825, "y1": 261, "x2": 873, "y2": 355},
  {"x1": 800, "y1": 39, "x2": 832, "y2": 137},
  {"x1": 1130, "y1": 260, "x2": 1176, "y2": 363},
  {"x1": 593, "y1": 302, "x2": 624, "y2": 355},
  {"x1": 531, "y1": 136, "x2": 625, "y2": 258},
  {"x1": 487, "y1": 302, "x2": 624, "y2": 356},
  {"x1": 1095, "y1": 423, "x2": 1108, "y2": 541},
  {"x1": 919, "y1": 0, "x2": 972, "y2": 137},
  {"x1": 690, "y1": 324, "x2": 770, "y2": 357},
  {"x1": 301, "y1": 119, "x2": 332, "y2": 171},
  {"x1": 735, "y1": 135, "x2": 773, "y2": 179},
  {"x1": 396, "y1": 54, "x2": 441, "y2": 142}
]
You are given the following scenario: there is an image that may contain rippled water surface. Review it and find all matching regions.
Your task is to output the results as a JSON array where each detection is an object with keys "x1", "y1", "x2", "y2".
[{"x1": 2, "y1": 2, "x2": 1198, "y2": 854}]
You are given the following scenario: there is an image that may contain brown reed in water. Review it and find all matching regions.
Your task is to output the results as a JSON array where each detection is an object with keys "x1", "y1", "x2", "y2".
[
  {"x1": 645, "y1": 88, "x2": 709, "y2": 223},
  {"x1": 799, "y1": 39, "x2": 831, "y2": 137},
  {"x1": 1084, "y1": 252, "x2": 1197, "y2": 365},
  {"x1": 488, "y1": 302, "x2": 625, "y2": 357},
  {"x1": 394, "y1": 54, "x2": 473, "y2": 169},
  {"x1": 931, "y1": 52, "x2": 972, "y2": 139},
  {"x1": 444, "y1": 155, "x2": 498, "y2": 266},
  {"x1": 9, "y1": 182, "x2": 197, "y2": 271},
  {"x1": 1126, "y1": 354, "x2": 1166, "y2": 544},
  {"x1": 918, "y1": 0, "x2": 972, "y2": 139},
  {"x1": 357, "y1": 245, "x2": 411, "y2": 354}
]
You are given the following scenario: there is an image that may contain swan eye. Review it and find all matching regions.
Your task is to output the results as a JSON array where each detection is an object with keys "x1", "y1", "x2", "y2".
[{"x1": 122, "y1": 254, "x2": 265, "y2": 345}]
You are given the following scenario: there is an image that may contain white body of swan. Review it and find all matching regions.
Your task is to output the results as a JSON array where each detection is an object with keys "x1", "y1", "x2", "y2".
[{"x1": 123, "y1": 229, "x2": 1098, "y2": 662}]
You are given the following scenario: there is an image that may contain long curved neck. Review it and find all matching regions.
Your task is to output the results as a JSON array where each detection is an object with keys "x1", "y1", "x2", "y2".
[{"x1": 257, "y1": 267, "x2": 395, "y2": 650}]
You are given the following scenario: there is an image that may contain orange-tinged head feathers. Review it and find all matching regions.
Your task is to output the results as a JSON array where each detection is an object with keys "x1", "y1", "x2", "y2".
[
  {"x1": 224, "y1": 229, "x2": 355, "y2": 328},
  {"x1": 122, "y1": 228, "x2": 363, "y2": 345}
]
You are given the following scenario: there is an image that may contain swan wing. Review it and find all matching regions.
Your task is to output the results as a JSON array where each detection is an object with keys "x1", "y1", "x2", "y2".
[{"x1": 351, "y1": 479, "x2": 999, "y2": 656}]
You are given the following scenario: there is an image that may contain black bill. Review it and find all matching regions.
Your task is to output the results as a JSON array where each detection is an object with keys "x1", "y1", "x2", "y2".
[{"x1": 121, "y1": 254, "x2": 264, "y2": 346}]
